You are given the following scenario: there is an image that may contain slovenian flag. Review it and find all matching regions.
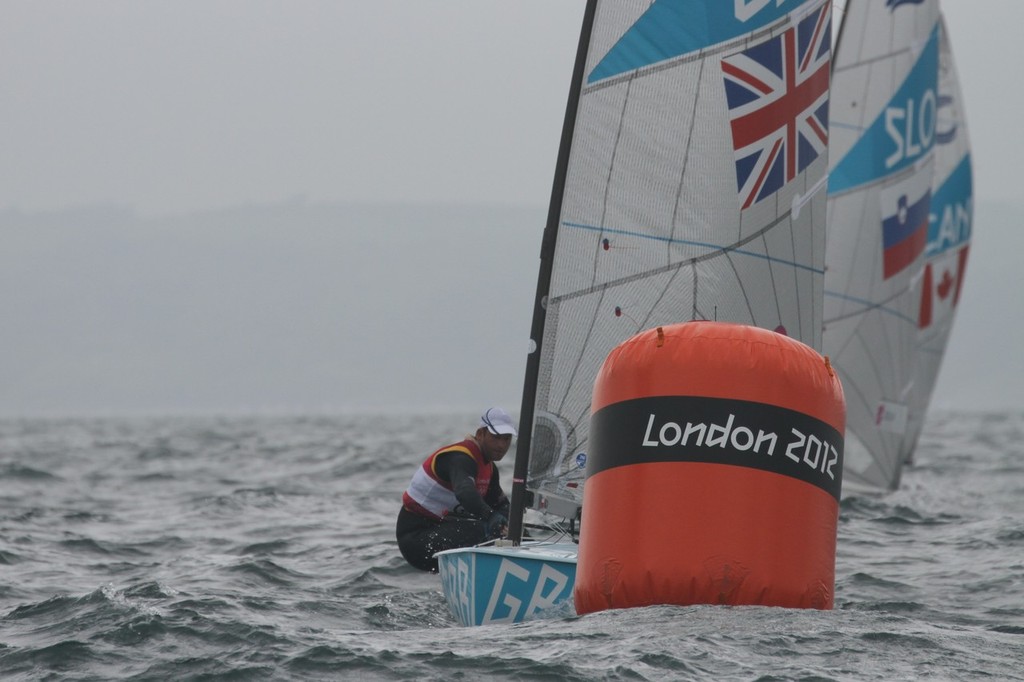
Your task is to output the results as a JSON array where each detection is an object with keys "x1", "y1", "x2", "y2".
[{"x1": 880, "y1": 185, "x2": 930, "y2": 280}]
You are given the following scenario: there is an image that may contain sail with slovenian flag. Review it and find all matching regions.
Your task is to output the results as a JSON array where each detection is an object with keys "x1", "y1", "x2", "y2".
[{"x1": 823, "y1": 0, "x2": 941, "y2": 491}]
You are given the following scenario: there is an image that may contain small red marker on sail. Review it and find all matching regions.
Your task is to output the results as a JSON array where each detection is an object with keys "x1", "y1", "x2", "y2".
[
  {"x1": 613, "y1": 305, "x2": 640, "y2": 326},
  {"x1": 601, "y1": 237, "x2": 638, "y2": 251}
]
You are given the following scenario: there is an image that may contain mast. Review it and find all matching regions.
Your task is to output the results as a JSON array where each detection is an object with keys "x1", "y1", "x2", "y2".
[{"x1": 507, "y1": 0, "x2": 598, "y2": 546}]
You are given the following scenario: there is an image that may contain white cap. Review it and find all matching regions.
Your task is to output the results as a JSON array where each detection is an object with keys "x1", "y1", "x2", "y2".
[{"x1": 479, "y1": 407, "x2": 517, "y2": 436}]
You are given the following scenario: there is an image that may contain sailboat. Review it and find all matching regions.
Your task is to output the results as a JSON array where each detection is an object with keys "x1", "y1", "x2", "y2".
[
  {"x1": 437, "y1": 0, "x2": 832, "y2": 626},
  {"x1": 824, "y1": 0, "x2": 971, "y2": 491}
]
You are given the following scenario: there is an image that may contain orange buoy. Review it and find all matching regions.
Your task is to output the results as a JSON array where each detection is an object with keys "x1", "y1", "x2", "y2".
[{"x1": 574, "y1": 321, "x2": 845, "y2": 614}]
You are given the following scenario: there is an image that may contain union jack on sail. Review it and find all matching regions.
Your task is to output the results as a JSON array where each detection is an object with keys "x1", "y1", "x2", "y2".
[{"x1": 721, "y1": 1, "x2": 831, "y2": 209}]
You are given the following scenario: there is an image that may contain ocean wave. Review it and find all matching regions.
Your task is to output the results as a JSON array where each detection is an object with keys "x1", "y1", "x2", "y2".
[{"x1": 0, "y1": 413, "x2": 1022, "y2": 680}]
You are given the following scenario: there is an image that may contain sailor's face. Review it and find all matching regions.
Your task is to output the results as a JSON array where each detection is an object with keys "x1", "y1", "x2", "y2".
[{"x1": 481, "y1": 432, "x2": 513, "y2": 462}]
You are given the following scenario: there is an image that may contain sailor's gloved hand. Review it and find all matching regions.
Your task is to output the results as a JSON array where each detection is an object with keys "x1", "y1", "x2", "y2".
[{"x1": 484, "y1": 511, "x2": 508, "y2": 539}]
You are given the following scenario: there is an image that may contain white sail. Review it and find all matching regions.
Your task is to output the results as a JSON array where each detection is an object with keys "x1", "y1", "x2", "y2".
[
  {"x1": 441, "y1": 0, "x2": 835, "y2": 626},
  {"x1": 519, "y1": 0, "x2": 832, "y2": 520},
  {"x1": 904, "y1": 14, "x2": 973, "y2": 458},
  {"x1": 824, "y1": 0, "x2": 940, "y2": 491}
]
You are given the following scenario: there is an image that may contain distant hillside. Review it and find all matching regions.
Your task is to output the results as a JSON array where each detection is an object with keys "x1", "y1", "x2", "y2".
[
  {"x1": 0, "y1": 202, "x2": 544, "y2": 416},
  {"x1": 0, "y1": 199, "x2": 1018, "y2": 417}
]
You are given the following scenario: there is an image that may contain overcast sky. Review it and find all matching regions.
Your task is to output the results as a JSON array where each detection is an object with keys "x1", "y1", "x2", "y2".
[
  {"x1": 2, "y1": 2, "x2": 1021, "y2": 416},
  {"x1": 3, "y1": 1, "x2": 1017, "y2": 213},
  {"x1": 2, "y1": 1, "x2": 584, "y2": 214}
]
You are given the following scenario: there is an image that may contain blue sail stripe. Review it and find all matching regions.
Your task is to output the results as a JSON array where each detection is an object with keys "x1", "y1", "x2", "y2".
[
  {"x1": 829, "y1": 24, "x2": 940, "y2": 193},
  {"x1": 925, "y1": 154, "x2": 973, "y2": 255},
  {"x1": 588, "y1": 0, "x2": 812, "y2": 83}
]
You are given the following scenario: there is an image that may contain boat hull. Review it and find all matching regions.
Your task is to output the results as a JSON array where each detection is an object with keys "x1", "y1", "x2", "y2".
[{"x1": 436, "y1": 543, "x2": 578, "y2": 626}]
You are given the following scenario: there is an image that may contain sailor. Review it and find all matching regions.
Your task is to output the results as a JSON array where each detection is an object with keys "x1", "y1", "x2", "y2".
[{"x1": 396, "y1": 407, "x2": 516, "y2": 572}]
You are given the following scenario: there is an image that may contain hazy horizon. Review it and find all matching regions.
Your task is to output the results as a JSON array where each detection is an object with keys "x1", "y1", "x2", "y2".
[
  {"x1": 3, "y1": 2, "x2": 1022, "y2": 418},
  {"x1": 3, "y1": 198, "x2": 1019, "y2": 419}
]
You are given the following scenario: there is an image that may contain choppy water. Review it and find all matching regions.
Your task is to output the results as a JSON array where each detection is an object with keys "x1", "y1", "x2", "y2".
[{"x1": 1, "y1": 411, "x2": 1022, "y2": 680}]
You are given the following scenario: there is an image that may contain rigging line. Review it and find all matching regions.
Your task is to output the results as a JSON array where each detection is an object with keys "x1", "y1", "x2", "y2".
[
  {"x1": 832, "y1": 46, "x2": 920, "y2": 75},
  {"x1": 566, "y1": 388, "x2": 593, "y2": 440},
  {"x1": 848, "y1": 408, "x2": 900, "y2": 485},
  {"x1": 828, "y1": 170, "x2": 872, "y2": 299},
  {"x1": 638, "y1": 262, "x2": 686, "y2": 331},
  {"x1": 793, "y1": 171, "x2": 829, "y2": 218},
  {"x1": 843, "y1": 392, "x2": 905, "y2": 487},
  {"x1": 571, "y1": 431, "x2": 589, "y2": 461},
  {"x1": 532, "y1": 477, "x2": 585, "y2": 502},
  {"x1": 691, "y1": 261, "x2": 700, "y2": 320},
  {"x1": 917, "y1": 343, "x2": 946, "y2": 358},
  {"x1": 829, "y1": 75, "x2": 874, "y2": 161},
  {"x1": 561, "y1": 277, "x2": 688, "y2": 460},
  {"x1": 720, "y1": 248, "x2": 758, "y2": 326},
  {"x1": 552, "y1": 287, "x2": 609, "y2": 419},
  {"x1": 836, "y1": 366, "x2": 871, "y2": 433},
  {"x1": 874, "y1": 308, "x2": 903, "y2": 400},
  {"x1": 591, "y1": 75, "x2": 634, "y2": 291},
  {"x1": 553, "y1": 217, "x2": 823, "y2": 305},
  {"x1": 823, "y1": 289, "x2": 917, "y2": 325},
  {"x1": 763, "y1": 230, "x2": 785, "y2": 327},
  {"x1": 540, "y1": 465, "x2": 586, "y2": 483},
  {"x1": 789, "y1": 197, "x2": 807, "y2": 338},
  {"x1": 851, "y1": 323, "x2": 907, "y2": 440},
  {"x1": 567, "y1": 397, "x2": 599, "y2": 458},
  {"x1": 669, "y1": 56, "x2": 705, "y2": 257},
  {"x1": 830, "y1": 120, "x2": 867, "y2": 133}
]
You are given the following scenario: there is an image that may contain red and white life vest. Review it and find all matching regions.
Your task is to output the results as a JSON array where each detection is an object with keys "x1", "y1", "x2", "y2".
[{"x1": 402, "y1": 438, "x2": 493, "y2": 521}]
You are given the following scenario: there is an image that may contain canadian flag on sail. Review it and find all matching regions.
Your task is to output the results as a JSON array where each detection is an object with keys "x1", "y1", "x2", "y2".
[{"x1": 918, "y1": 245, "x2": 970, "y2": 329}]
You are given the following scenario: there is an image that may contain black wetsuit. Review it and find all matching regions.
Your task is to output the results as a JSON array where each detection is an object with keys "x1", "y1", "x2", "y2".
[{"x1": 396, "y1": 451, "x2": 509, "y2": 572}]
